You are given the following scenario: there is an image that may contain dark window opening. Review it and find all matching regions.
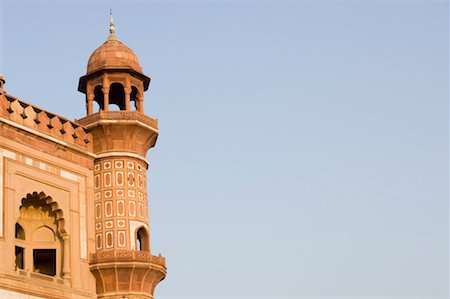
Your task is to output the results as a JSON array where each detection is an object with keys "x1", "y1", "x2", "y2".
[
  {"x1": 33, "y1": 249, "x2": 56, "y2": 276},
  {"x1": 136, "y1": 227, "x2": 149, "y2": 251},
  {"x1": 94, "y1": 85, "x2": 104, "y2": 111},
  {"x1": 130, "y1": 86, "x2": 138, "y2": 111},
  {"x1": 15, "y1": 246, "x2": 24, "y2": 269},
  {"x1": 15, "y1": 223, "x2": 25, "y2": 240},
  {"x1": 109, "y1": 83, "x2": 126, "y2": 110}
]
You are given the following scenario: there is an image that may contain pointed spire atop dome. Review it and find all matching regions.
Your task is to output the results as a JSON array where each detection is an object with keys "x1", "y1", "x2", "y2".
[
  {"x1": 79, "y1": 12, "x2": 150, "y2": 96},
  {"x1": 107, "y1": 9, "x2": 118, "y2": 41},
  {"x1": 109, "y1": 8, "x2": 115, "y2": 34}
]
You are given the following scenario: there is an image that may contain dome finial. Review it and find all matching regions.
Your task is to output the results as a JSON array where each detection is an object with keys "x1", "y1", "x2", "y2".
[
  {"x1": 109, "y1": 8, "x2": 115, "y2": 34},
  {"x1": 107, "y1": 9, "x2": 118, "y2": 41}
]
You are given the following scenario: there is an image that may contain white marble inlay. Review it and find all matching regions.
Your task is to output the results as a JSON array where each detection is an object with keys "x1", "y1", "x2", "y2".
[
  {"x1": 3, "y1": 149, "x2": 15, "y2": 159},
  {"x1": 38, "y1": 162, "x2": 46, "y2": 170},
  {"x1": 25, "y1": 157, "x2": 32, "y2": 165},
  {"x1": 60, "y1": 169, "x2": 78, "y2": 182}
]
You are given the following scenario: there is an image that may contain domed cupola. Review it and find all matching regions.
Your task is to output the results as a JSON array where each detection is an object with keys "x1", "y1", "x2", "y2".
[
  {"x1": 76, "y1": 13, "x2": 159, "y2": 158},
  {"x1": 78, "y1": 13, "x2": 150, "y2": 114},
  {"x1": 86, "y1": 34, "x2": 142, "y2": 75}
]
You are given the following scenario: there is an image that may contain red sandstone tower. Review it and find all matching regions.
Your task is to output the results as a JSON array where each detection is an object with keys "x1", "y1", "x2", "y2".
[{"x1": 77, "y1": 15, "x2": 166, "y2": 299}]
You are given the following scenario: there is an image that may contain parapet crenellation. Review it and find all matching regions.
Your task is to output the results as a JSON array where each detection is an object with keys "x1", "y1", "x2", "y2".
[{"x1": 0, "y1": 93, "x2": 93, "y2": 151}]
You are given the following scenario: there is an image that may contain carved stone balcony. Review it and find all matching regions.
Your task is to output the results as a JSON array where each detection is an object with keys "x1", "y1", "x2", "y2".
[
  {"x1": 90, "y1": 249, "x2": 165, "y2": 265},
  {"x1": 76, "y1": 110, "x2": 158, "y2": 131},
  {"x1": 89, "y1": 250, "x2": 166, "y2": 299},
  {"x1": 76, "y1": 110, "x2": 158, "y2": 158}
]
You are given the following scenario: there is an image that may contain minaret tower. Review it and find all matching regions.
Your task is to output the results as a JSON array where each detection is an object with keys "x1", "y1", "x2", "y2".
[{"x1": 77, "y1": 14, "x2": 166, "y2": 299}]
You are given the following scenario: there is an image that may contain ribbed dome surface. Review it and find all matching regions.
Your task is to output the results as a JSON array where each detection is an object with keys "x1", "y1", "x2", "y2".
[{"x1": 87, "y1": 38, "x2": 142, "y2": 74}]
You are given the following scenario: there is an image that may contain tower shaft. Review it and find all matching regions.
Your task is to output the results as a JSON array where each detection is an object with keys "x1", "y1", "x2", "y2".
[{"x1": 77, "y1": 19, "x2": 166, "y2": 299}]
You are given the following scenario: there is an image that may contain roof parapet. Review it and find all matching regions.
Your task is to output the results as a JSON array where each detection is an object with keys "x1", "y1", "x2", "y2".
[{"x1": 0, "y1": 93, "x2": 93, "y2": 151}]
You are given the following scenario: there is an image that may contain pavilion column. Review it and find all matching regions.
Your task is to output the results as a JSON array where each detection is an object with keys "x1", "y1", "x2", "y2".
[
  {"x1": 125, "y1": 88, "x2": 131, "y2": 111},
  {"x1": 62, "y1": 233, "x2": 71, "y2": 280},
  {"x1": 136, "y1": 93, "x2": 143, "y2": 112},
  {"x1": 102, "y1": 87, "x2": 110, "y2": 111},
  {"x1": 87, "y1": 93, "x2": 94, "y2": 115}
]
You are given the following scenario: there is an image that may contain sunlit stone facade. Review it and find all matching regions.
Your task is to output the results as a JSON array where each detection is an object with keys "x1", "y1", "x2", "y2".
[{"x1": 0, "y1": 17, "x2": 166, "y2": 299}]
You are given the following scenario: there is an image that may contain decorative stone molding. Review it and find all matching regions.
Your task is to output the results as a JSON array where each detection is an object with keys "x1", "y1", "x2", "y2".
[
  {"x1": 90, "y1": 250, "x2": 165, "y2": 265},
  {"x1": 77, "y1": 110, "x2": 158, "y2": 131},
  {"x1": 77, "y1": 111, "x2": 158, "y2": 158},
  {"x1": 20, "y1": 191, "x2": 66, "y2": 234}
]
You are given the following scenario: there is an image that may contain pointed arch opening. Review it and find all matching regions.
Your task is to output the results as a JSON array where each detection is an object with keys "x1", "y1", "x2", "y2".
[
  {"x1": 33, "y1": 226, "x2": 56, "y2": 242},
  {"x1": 136, "y1": 227, "x2": 149, "y2": 251},
  {"x1": 14, "y1": 192, "x2": 67, "y2": 278}
]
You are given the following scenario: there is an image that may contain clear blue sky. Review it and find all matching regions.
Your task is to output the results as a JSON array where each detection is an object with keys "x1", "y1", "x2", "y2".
[{"x1": 1, "y1": 1, "x2": 448, "y2": 298}]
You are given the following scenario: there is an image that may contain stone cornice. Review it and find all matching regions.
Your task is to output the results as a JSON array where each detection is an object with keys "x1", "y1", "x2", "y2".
[
  {"x1": 90, "y1": 250, "x2": 166, "y2": 268},
  {"x1": 76, "y1": 110, "x2": 158, "y2": 132},
  {"x1": 76, "y1": 110, "x2": 159, "y2": 157}
]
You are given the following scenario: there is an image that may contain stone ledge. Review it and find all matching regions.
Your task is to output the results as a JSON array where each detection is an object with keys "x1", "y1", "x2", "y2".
[
  {"x1": 77, "y1": 110, "x2": 158, "y2": 130},
  {"x1": 89, "y1": 250, "x2": 166, "y2": 298},
  {"x1": 90, "y1": 250, "x2": 165, "y2": 267},
  {"x1": 0, "y1": 273, "x2": 97, "y2": 299}
]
